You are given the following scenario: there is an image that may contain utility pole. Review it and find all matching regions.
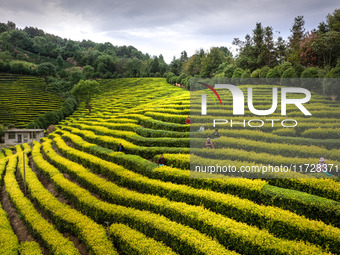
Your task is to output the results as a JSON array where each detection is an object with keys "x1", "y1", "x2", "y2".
[
  {"x1": 23, "y1": 151, "x2": 26, "y2": 194},
  {"x1": 105, "y1": 221, "x2": 110, "y2": 240}
]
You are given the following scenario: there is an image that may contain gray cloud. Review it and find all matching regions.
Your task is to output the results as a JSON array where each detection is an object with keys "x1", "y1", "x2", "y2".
[{"x1": 0, "y1": 0, "x2": 338, "y2": 62}]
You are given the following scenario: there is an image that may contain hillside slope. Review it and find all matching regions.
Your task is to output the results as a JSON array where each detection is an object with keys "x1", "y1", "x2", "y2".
[
  {"x1": 0, "y1": 74, "x2": 63, "y2": 127},
  {"x1": 0, "y1": 78, "x2": 339, "y2": 254}
]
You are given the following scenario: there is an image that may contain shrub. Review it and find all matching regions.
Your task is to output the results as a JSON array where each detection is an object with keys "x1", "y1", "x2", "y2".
[
  {"x1": 240, "y1": 69, "x2": 251, "y2": 84},
  {"x1": 250, "y1": 69, "x2": 261, "y2": 78},
  {"x1": 259, "y1": 66, "x2": 270, "y2": 78},
  {"x1": 223, "y1": 64, "x2": 237, "y2": 78},
  {"x1": 4, "y1": 154, "x2": 79, "y2": 254},
  {"x1": 294, "y1": 63, "x2": 305, "y2": 77},
  {"x1": 43, "y1": 111, "x2": 62, "y2": 125},
  {"x1": 26, "y1": 121, "x2": 41, "y2": 129},
  {"x1": 301, "y1": 67, "x2": 321, "y2": 77},
  {"x1": 302, "y1": 128, "x2": 340, "y2": 139},
  {"x1": 277, "y1": 61, "x2": 293, "y2": 76},
  {"x1": 272, "y1": 128, "x2": 296, "y2": 137},
  {"x1": 23, "y1": 145, "x2": 117, "y2": 255},
  {"x1": 18, "y1": 242, "x2": 42, "y2": 255},
  {"x1": 109, "y1": 223, "x2": 176, "y2": 255},
  {"x1": 301, "y1": 67, "x2": 323, "y2": 92},
  {"x1": 323, "y1": 67, "x2": 340, "y2": 99},
  {"x1": 34, "y1": 141, "x2": 232, "y2": 255},
  {"x1": 266, "y1": 67, "x2": 280, "y2": 78},
  {"x1": 232, "y1": 68, "x2": 243, "y2": 84},
  {"x1": 281, "y1": 66, "x2": 298, "y2": 86},
  {"x1": 0, "y1": 124, "x2": 5, "y2": 138},
  {"x1": 232, "y1": 68, "x2": 244, "y2": 78},
  {"x1": 282, "y1": 67, "x2": 298, "y2": 78}
]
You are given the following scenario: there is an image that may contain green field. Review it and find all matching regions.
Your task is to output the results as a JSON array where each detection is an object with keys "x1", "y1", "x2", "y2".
[
  {"x1": 1, "y1": 78, "x2": 340, "y2": 254},
  {"x1": 0, "y1": 74, "x2": 63, "y2": 128}
]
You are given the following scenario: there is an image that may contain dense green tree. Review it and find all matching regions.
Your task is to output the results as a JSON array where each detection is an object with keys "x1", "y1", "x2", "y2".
[
  {"x1": 169, "y1": 57, "x2": 182, "y2": 76},
  {"x1": 124, "y1": 58, "x2": 142, "y2": 77},
  {"x1": 37, "y1": 62, "x2": 56, "y2": 78},
  {"x1": 301, "y1": 67, "x2": 323, "y2": 92},
  {"x1": 62, "y1": 40, "x2": 81, "y2": 59},
  {"x1": 0, "y1": 124, "x2": 6, "y2": 140},
  {"x1": 180, "y1": 51, "x2": 189, "y2": 62},
  {"x1": 7, "y1": 21, "x2": 16, "y2": 30},
  {"x1": 223, "y1": 64, "x2": 237, "y2": 78},
  {"x1": 282, "y1": 66, "x2": 298, "y2": 78},
  {"x1": 32, "y1": 36, "x2": 47, "y2": 54},
  {"x1": 0, "y1": 23, "x2": 8, "y2": 33},
  {"x1": 148, "y1": 56, "x2": 161, "y2": 74},
  {"x1": 71, "y1": 80, "x2": 100, "y2": 114},
  {"x1": 183, "y1": 49, "x2": 204, "y2": 76},
  {"x1": 69, "y1": 68, "x2": 84, "y2": 86},
  {"x1": 9, "y1": 29, "x2": 33, "y2": 50},
  {"x1": 252, "y1": 23, "x2": 267, "y2": 67},
  {"x1": 287, "y1": 16, "x2": 305, "y2": 64},
  {"x1": 264, "y1": 26, "x2": 276, "y2": 67},
  {"x1": 166, "y1": 72, "x2": 176, "y2": 84},
  {"x1": 250, "y1": 68, "x2": 261, "y2": 78},
  {"x1": 233, "y1": 23, "x2": 280, "y2": 70},
  {"x1": 275, "y1": 36, "x2": 286, "y2": 63},
  {"x1": 259, "y1": 66, "x2": 270, "y2": 78},
  {"x1": 241, "y1": 69, "x2": 251, "y2": 84},
  {"x1": 82, "y1": 65, "x2": 95, "y2": 79},
  {"x1": 266, "y1": 67, "x2": 280, "y2": 78},
  {"x1": 0, "y1": 60, "x2": 10, "y2": 72},
  {"x1": 24, "y1": 26, "x2": 44, "y2": 38},
  {"x1": 327, "y1": 9, "x2": 340, "y2": 32},
  {"x1": 277, "y1": 61, "x2": 293, "y2": 76},
  {"x1": 95, "y1": 54, "x2": 116, "y2": 74},
  {"x1": 56, "y1": 55, "x2": 64, "y2": 69},
  {"x1": 10, "y1": 62, "x2": 25, "y2": 74},
  {"x1": 323, "y1": 67, "x2": 340, "y2": 99},
  {"x1": 200, "y1": 47, "x2": 227, "y2": 77}
]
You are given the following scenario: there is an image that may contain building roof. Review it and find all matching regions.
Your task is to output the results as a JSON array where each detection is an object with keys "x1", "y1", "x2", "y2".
[{"x1": 5, "y1": 129, "x2": 44, "y2": 133}]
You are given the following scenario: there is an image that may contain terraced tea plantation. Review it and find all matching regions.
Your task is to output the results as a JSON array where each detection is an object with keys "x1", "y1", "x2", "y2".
[
  {"x1": 1, "y1": 78, "x2": 340, "y2": 255},
  {"x1": 0, "y1": 74, "x2": 63, "y2": 127}
]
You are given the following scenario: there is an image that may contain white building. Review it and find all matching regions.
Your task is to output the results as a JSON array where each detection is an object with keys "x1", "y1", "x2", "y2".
[{"x1": 4, "y1": 129, "x2": 44, "y2": 145}]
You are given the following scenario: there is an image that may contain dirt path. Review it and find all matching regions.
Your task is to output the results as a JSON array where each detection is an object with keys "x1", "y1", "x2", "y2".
[{"x1": 1, "y1": 182, "x2": 36, "y2": 243}]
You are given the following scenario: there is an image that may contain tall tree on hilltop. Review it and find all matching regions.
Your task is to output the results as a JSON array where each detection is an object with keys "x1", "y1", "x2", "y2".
[
  {"x1": 275, "y1": 36, "x2": 286, "y2": 63},
  {"x1": 180, "y1": 51, "x2": 189, "y2": 62},
  {"x1": 252, "y1": 23, "x2": 266, "y2": 67},
  {"x1": 287, "y1": 16, "x2": 305, "y2": 63},
  {"x1": 71, "y1": 80, "x2": 100, "y2": 114},
  {"x1": 264, "y1": 26, "x2": 276, "y2": 67},
  {"x1": 327, "y1": 8, "x2": 340, "y2": 32},
  {"x1": 183, "y1": 49, "x2": 204, "y2": 76},
  {"x1": 200, "y1": 47, "x2": 227, "y2": 77},
  {"x1": 314, "y1": 9, "x2": 340, "y2": 67}
]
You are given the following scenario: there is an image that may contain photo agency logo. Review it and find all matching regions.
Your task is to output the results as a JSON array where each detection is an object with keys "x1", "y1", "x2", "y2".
[
  {"x1": 198, "y1": 81, "x2": 312, "y2": 128},
  {"x1": 190, "y1": 78, "x2": 339, "y2": 179}
]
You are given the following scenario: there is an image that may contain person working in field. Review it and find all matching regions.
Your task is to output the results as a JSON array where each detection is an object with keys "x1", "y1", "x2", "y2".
[
  {"x1": 205, "y1": 138, "x2": 215, "y2": 149},
  {"x1": 316, "y1": 157, "x2": 332, "y2": 176},
  {"x1": 157, "y1": 154, "x2": 167, "y2": 166},
  {"x1": 185, "y1": 116, "x2": 191, "y2": 124},
  {"x1": 117, "y1": 143, "x2": 125, "y2": 152},
  {"x1": 198, "y1": 124, "x2": 205, "y2": 132},
  {"x1": 213, "y1": 129, "x2": 220, "y2": 139}
]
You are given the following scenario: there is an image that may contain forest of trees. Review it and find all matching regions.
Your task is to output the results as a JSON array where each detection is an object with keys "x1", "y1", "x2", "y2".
[
  {"x1": 0, "y1": 8, "x2": 339, "y2": 97},
  {"x1": 166, "y1": 9, "x2": 339, "y2": 99}
]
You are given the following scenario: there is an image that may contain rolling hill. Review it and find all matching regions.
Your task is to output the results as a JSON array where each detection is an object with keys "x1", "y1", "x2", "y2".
[{"x1": 0, "y1": 78, "x2": 339, "y2": 254}]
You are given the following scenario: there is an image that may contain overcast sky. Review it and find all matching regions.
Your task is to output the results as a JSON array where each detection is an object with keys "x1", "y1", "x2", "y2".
[{"x1": 0, "y1": 0, "x2": 338, "y2": 63}]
